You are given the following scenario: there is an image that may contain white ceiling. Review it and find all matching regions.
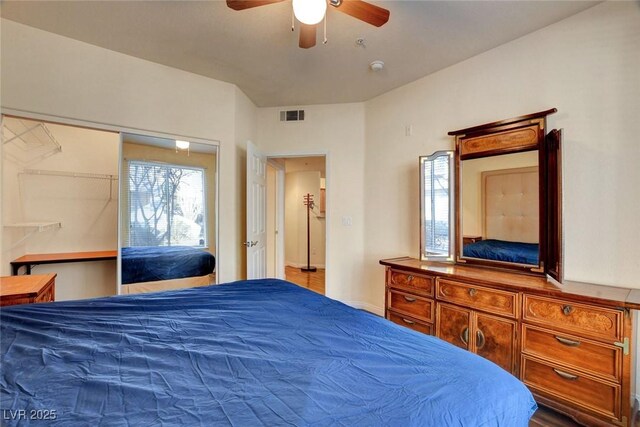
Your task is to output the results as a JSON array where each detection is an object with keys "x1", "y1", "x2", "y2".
[{"x1": 1, "y1": 1, "x2": 598, "y2": 107}]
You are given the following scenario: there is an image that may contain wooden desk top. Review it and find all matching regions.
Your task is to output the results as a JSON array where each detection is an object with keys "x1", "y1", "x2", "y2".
[
  {"x1": 380, "y1": 257, "x2": 640, "y2": 310},
  {"x1": 0, "y1": 274, "x2": 57, "y2": 299},
  {"x1": 12, "y1": 250, "x2": 117, "y2": 264}
]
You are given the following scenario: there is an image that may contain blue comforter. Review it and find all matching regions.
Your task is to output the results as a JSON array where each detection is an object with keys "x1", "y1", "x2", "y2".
[
  {"x1": 121, "y1": 246, "x2": 215, "y2": 284},
  {"x1": 464, "y1": 239, "x2": 539, "y2": 265},
  {"x1": 0, "y1": 280, "x2": 536, "y2": 426}
]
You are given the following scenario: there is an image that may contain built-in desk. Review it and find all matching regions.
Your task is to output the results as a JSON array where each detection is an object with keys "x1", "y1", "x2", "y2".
[{"x1": 11, "y1": 251, "x2": 117, "y2": 275}]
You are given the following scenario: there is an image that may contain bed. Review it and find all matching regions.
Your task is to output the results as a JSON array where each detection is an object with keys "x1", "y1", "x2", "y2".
[
  {"x1": 121, "y1": 246, "x2": 215, "y2": 294},
  {"x1": 0, "y1": 279, "x2": 537, "y2": 426},
  {"x1": 465, "y1": 166, "x2": 540, "y2": 265},
  {"x1": 464, "y1": 239, "x2": 539, "y2": 265}
]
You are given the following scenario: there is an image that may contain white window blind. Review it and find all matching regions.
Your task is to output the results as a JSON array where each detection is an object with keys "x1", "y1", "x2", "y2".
[
  {"x1": 423, "y1": 153, "x2": 452, "y2": 257},
  {"x1": 127, "y1": 161, "x2": 206, "y2": 247}
]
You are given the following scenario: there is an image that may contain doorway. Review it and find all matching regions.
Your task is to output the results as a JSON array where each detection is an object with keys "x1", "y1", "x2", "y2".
[{"x1": 266, "y1": 155, "x2": 326, "y2": 295}]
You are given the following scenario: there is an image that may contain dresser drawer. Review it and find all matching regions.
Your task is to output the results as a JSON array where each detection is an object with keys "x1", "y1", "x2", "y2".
[
  {"x1": 522, "y1": 325, "x2": 621, "y2": 382},
  {"x1": 522, "y1": 356, "x2": 621, "y2": 421},
  {"x1": 436, "y1": 279, "x2": 518, "y2": 318},
  {"x1": 35, "y1": 283, "x2": 55, "y2": 303},
  {"x1": 387, "y1": 289, "x2": 434, "y2": 323},
  {"x1": 387, "y1": 312, "x2": 433, "y2": 335},
  {"x1": 387, "y1": 269, "x2": 434, "y2": 296},
  {"x1": 523, "y1": 295, "x2": 623, "y2": 342}
]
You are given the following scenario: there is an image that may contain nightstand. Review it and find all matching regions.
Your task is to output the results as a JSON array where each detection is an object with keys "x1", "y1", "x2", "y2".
[
  {"x1": 0, "y1": 273, "x2": 56, "y2": 307},
  {"x1": 462, "y1": 235, "x2": 483, "y2": 245}
]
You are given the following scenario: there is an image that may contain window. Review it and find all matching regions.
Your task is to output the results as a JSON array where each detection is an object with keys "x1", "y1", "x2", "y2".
[
  {"x1": 127, "y1": 161, "x2": 206, "y2": 247},
  {"x1": 420, "y1": 151, "x2": 454, "y2": 261}
]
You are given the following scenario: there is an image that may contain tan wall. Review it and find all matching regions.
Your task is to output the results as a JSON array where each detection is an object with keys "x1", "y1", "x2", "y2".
[{"x1": 284, "y1": 170, "x2": 326, "y2": 268}]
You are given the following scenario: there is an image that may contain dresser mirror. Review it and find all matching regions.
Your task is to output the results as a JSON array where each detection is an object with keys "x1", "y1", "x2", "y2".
[
  {"x1": 459, "y1": 151, "x2": 540, "y2": 267},
  {"x1": 453, "y1": 109, "x2": 561, "y2": 278},
  {"x1": 118, "y1": 133, "x2": 218, "y2": 295},
  {"x1": 421, "y1": 109, "x2": 562, "y2": 280},
  {"x1": 420, "y1": 151, "x2": 455, "y2": 261}
]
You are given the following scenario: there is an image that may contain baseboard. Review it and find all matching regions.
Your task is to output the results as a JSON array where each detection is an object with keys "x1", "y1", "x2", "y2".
[
  {"x1": 343, "y1": 301, "x2": 384, "y2": 317},
  {"x1": 285, "y1": 262, "x2": 326, "y2": 269}
]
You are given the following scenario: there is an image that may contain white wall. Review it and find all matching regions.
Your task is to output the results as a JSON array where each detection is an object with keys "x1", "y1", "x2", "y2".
[
  {"x1": 363, "y1": 1, "x2": 640, "y2": 395},
  {"x1": 284, "y1": 170, "x2": 326, "y2": 268},
  {"x1": 2, "y1": 121, "x2": 119, "y2": 299},
  {"x1": 0, "y1": 19, "x2": 254, "y2": 284},
  {"x1": 257, "y1": 103, "x2": 368, "y2": 307},
  {"x1": 364, "y1": 1, "x2": 640, "y2": 308}
]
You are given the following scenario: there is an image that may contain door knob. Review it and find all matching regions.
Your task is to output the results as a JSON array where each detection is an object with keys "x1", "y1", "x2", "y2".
[{"x1": 242, "y1": 241, "x2": 258, "y2": 247}]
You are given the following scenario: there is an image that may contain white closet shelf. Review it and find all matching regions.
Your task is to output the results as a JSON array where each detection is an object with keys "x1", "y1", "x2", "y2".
[
  {"x1": 4, "y1": 222, "x2": 62, "y2": 232},
  {"x1": 2, "y1": 118, "x2": 62, "y2": 165},
  {"x1": 21, "y1": 169, "x2": 118, "y2": 181}
]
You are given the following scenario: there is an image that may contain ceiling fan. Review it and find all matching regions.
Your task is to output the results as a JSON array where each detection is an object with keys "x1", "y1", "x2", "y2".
[{"x1": 226, "y1": 0, "x2": 390, "y2": 49}]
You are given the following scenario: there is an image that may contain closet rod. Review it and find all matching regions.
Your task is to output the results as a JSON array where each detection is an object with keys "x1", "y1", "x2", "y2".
[{"x1": 21, "y1": 169, "x2": 118, "y2": 181}]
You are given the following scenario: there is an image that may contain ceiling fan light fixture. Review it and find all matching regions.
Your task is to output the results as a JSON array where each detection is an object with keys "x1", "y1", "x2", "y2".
[{"x1": 293, "y1": 0, "x2": 327, "y2": 25}]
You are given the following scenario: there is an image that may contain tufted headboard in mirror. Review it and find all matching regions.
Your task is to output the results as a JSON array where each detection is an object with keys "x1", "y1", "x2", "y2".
[{"x1": 482, "y1": 166, "x2": 539, "y2": 244}]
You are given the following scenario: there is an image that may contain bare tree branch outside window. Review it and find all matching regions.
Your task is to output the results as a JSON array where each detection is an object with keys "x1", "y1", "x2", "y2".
[{"x1": 128, "y1": 161, "x2": 206, "y2": 247}]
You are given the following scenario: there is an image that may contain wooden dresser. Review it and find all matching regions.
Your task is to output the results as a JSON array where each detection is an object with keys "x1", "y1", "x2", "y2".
[
  {"x1": 0, "y1": 274, "x2": 56, "y2": 306},
  {"x1": 381, "y1": 257, "x2": 639, "y2": 427}
]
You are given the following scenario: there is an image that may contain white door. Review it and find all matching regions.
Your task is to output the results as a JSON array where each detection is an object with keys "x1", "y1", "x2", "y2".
[{"x1": 246, "y1": 141, "x2": 267, "y2": 279}]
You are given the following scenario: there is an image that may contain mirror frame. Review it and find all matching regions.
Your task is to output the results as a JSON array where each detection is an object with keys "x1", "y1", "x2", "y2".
[
  {"x1": 448, "y1": 108, "x2": 561, "y2": 279},
  {"x1": 420, "y1": 151, "x2": 455, "y2": 262}
]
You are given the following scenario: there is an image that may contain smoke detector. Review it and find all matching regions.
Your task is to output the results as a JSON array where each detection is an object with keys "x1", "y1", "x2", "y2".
[{"x1": 369, "y1": 60, "x2": 384, "y2": 72}]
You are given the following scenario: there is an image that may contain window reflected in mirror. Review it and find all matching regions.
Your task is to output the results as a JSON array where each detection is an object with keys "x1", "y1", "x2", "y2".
[
  {"x1": 420, "y1": 151, "x2": 454, "y2": 261},
  {"x1": 460, "y1": 151, "x2": 539, "y2": 266},
  {"x1": 127, "y1": 161, "x2": 207, "y2": 248}
]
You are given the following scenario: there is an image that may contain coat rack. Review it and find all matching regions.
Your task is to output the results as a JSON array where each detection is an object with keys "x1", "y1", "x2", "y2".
[{"x1": 301, "y1": 193, "x2": 317, "y2": 272}]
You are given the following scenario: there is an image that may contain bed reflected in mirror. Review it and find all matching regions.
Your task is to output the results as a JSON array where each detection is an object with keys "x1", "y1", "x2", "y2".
[
  {"x1": 119, "y1": 133, "x2": 218, "y2": 294},
  {"x1": 460, "y1": 151, "x2": 539, "y2": 266}
]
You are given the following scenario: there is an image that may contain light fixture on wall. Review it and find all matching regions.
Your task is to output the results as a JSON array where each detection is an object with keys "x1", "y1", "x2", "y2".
[
  {"x1": 292, "y1": 0, "x2": 327, "y2": 25},
  {"x1": 175, "y1": 140, "x2": 190, "y2": 155}
]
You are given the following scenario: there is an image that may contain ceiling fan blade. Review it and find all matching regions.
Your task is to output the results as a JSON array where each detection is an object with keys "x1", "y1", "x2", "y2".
[
  {"x1": 299, "y1": 24, "x2": 317, "y2": 49},
  {"x1": 333, "y1": 0, "x2": 390, "y2": 27},
  {"x1": 226, "y1": 0, "x2": 285, "y2": 11}
]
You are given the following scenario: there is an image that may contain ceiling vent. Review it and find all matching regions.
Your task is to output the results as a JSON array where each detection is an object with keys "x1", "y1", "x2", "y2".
[{"x1": 280, "y1": 110, "x2": 305, "y2": 122}]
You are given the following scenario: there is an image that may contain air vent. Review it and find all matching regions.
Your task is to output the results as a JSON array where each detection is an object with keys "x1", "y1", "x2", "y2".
[{"x1": 280, "y1": 110, "x2": 305, "y2": 122}]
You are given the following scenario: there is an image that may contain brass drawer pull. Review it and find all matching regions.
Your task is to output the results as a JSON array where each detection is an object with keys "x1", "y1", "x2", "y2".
[
  {"x1": 468, "y1": 288, "x2": 477, "y2": 297},
  {"x1": 406, "y1": 275, "x2": 414, "y2": 282},
  {"x1": 403, "y1": 296, "x2": 417, "y2": 303},
  {"x1": 555, "y1": 336, "x2": 581, "y2": 347},
  {"x1": 476, "y1": 330, "x2": 486, "y2": 349},
  {"x1": 553, "y1": 368, "x2": 579, "y2": 381},
  {"x1": 460, "y1": 327, "x2": 469, "y2": 345},
  {"x1": 562, "y1": 305, "x2": 574, "y2": 316},
  {"x1": 402, "y1": 318, "x2": 415, "y2": 325}
]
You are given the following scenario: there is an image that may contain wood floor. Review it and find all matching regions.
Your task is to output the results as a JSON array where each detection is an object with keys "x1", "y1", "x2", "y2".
[
  {"x1": 529, "y1": 406, "x2": 581, "y2": 427},
  {"x1": 285, "y1": 266, "x2": 325, "y2": 295}
]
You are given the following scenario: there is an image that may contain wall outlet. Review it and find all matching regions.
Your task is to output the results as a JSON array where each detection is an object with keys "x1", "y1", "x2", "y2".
[{"x1": 342, "y1": 216, "x2": 352, "y2": 227}]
